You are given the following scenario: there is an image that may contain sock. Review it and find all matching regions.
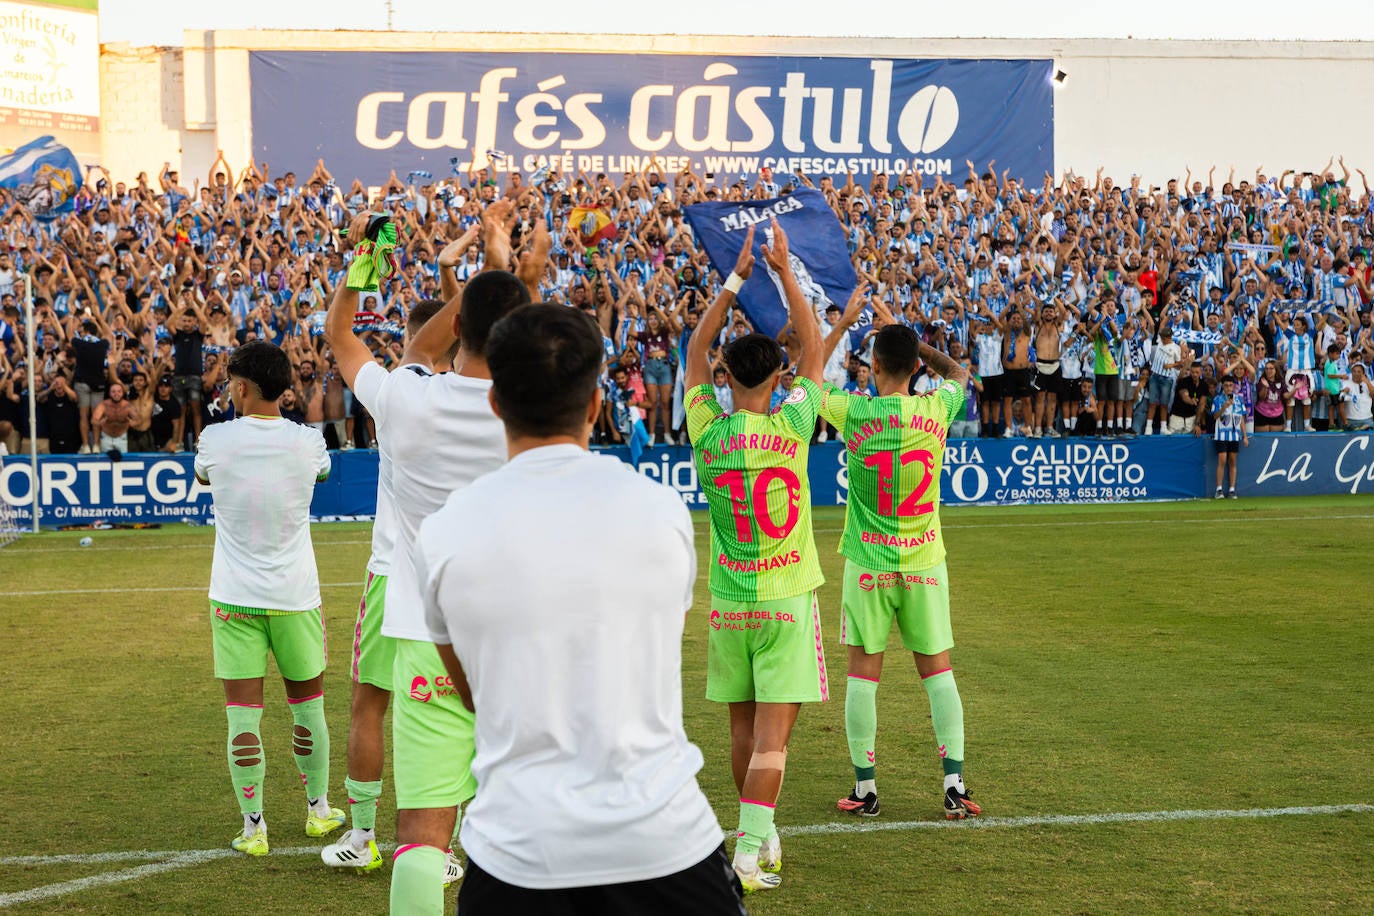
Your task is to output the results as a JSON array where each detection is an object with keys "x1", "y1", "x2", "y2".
[
  {"x1": 288, "y1": 694, "x2": 330, "y2": 807},
  {"x1": 844, "y1": 676, "x2": 878, "y2": 791},
  {"x1": 734, "y1": 800, "x2": 775, "y2": 863},
  {"x1": 243, "y1": 811, "x2": 265, "y2": 837},
  {"x1": 226, "y1": 704, "x2": 265, "y2": 819},
  {"x1": 345, "y1": 777, "x2": 382, "y2": 833},
  {"x1": 922, "y1": 668, "x2": 965, "y2": 779},
  {"x1": 390, "y1": 844, "x2": 447, "y2": 916}
]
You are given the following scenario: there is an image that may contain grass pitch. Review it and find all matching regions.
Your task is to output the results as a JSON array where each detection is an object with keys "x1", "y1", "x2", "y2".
[{"x1": 2, "y1": 496, "x2": 1372, "y2": 914}]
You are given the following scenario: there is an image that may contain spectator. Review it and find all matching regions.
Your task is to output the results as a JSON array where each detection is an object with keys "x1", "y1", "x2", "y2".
[
  {"x1": 1253, "y1": 361, "x2": 1290, "y2": 432},
  {"x1": 91, "y1": 382, "x2": 132, "y2": 455},
  {"x1": 1344, "y1": 363, "x2": 1373, "y2": 430},
  {"x1": 4, "y1": 153, "x2": 1374, "y2": 454},
  {"x1": 1169, "y1": 363, "x2": 1206, "y2": 435}
]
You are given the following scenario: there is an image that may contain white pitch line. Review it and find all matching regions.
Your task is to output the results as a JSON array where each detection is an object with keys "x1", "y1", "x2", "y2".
[
  {"x1": 0, "y1": 844, "x2": 364, "y2": 908},
  {"x1": 778, "y1": 802, "x2": 1374, "y2": 837},
  {"x1": 0, "y1": 539, "x2": 372, "y2": 555},
  {"x1": 2, "y1": 804, "x2": 1367, "y2": 908},
  {"x1": 3, "y1": 512, "x2": 1372, "y2": 558},
  {"x1": 3, "y1": 582, "x2": 365, "y2": 597}
]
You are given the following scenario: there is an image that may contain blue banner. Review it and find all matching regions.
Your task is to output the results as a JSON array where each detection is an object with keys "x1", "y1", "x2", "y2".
[
  {"x1": 22, "y1": 433, "x2": 1374, "y2": 529},
  {"x1": 248, "y1": 52, "x2": 1053, "y2": 186},
  {"x1": 0, "y1": 134, "x2": 83, "y2": 219},
  {"x1": 1227, "y1": 432, "x2": 1374, "y2": 497},
  {"x1": 684, "y1": 188, "x2": 857, "y2": 338},
  {"x1": 0, "y1": 452, "x2": 379, "y2": 529}
]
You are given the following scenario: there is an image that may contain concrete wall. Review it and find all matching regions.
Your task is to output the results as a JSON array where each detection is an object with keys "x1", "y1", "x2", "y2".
[{"x1": 98, "y1": 32, "x2": 1374, "y2": 189}]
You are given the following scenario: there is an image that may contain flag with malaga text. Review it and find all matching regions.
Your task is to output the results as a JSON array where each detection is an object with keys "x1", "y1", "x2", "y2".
[{"x1": 684, "y1": 188, "x2": 858, "y2": 339}]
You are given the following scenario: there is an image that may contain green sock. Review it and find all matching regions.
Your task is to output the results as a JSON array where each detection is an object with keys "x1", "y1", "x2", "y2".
[
  {"x1": 922, "y1": 669, "x2": 965, "y2": 776},
  {"x1": 390, "y1": 844, "x2": 446, "y2": 916},
  {"x1": 845, "y1": 675, "x2": 879, "y2": 784},
  {"x1": 288, "y1": 695, "x2": 330, "y2": 801},
  {"x1": 226, "y1": 704, "x2": 265, "y2": 816},
  {"x1": 735, "y1": 800, "x2": 775, "y2": 858},
  {"x1": 345, "y1": 777, "x2": 382, "y2": 832}
]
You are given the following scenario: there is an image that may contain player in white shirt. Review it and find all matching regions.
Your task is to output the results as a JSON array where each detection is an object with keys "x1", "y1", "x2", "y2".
[
  {"x1": 193, "y1": 341, "x2": 340, "y2": 858},
  {"x1": 324, "y1": 205, "x2": 538, "y2": 914},
  {"x1": 418, "y1": 304, "x2": 744, "y2": 913},
  {"x1": 819, "y1": 302, "x2": 853, "y2": 440},
  {"x1": 320, "y1": 298, "x2": 454, "y2": 874}
]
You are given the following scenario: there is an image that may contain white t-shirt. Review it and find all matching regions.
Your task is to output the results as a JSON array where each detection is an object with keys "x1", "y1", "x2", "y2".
[
  {"x1": 366, "y1": 442, "x2": 397, "y2": 576},
  {"x1": 351, "y1": 361, "x2": 506, "y2": 640},
  {"x1": 1344, "y1": 378, "x2": 1373, "y2": 422},
  {"x1": 418, "y1": 444, "x2": 722, "y2": 889},
  {"x1": 194, "y1": 416, "x2": 330, "y2": 611},
  {"x1": 820, "y1": 318, "x2": 852, "y2": 386}
]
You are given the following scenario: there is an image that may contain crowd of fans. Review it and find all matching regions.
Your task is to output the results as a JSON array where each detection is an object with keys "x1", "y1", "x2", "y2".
[{"x1": 3, "y1": 151, "x2": 1374, "y2": 458}]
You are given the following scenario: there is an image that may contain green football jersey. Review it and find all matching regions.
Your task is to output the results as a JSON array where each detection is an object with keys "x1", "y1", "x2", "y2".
[
  {"x1": 686, "y1": 377, "x2": 825, "y2": 602},
  {"x1": 819, "y1": 380, "x2": 965, "y2": 572}
]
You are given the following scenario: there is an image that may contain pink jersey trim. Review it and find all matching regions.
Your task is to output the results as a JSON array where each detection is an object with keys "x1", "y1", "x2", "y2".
[
  {"x1": 225, "y1": 703, "x2": 264, "y2": 709},
  {"x1": 812, "y1": 594, "x2": 829, "y2": 702},
  {"x1": 848, "y1": 674, "x2": 880, "y2": 683},
  {"x1": 352, "y1": 572, "x2": 373, "y2": 683},
  {"x1": 921, "y1": 666, "x2": 952, "y2": 680},
  {"x1": 286, "y1": 692, "x2": 323, "y2": 705},
  {"x1": 393, "y1": 843, "x2": 428, "y2": 860},
  {"x1": 739, "y1": 798, "x2": 776, "y2": 809}
]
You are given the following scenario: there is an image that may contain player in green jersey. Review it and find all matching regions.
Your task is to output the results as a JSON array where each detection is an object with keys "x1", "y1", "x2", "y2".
[
  {"x1": 684, "y1": 221, "x2": 827, "y2": 894},
  {"x1": 818, "y1": 292, "x2": 982, "y2": 820}
]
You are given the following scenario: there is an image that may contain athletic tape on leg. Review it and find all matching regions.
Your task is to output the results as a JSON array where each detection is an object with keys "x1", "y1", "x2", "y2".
[{"x1": 749, "y1": 750, "x2": 787, "y2": 771}]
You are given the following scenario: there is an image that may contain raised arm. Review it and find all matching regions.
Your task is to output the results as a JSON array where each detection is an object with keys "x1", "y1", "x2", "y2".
[
  {"x1": 761, "y1": 220, "x2": 824, "y2": 383},
  {"x1": 918, "y1": 339, "x2": 971, "y2": 385},
  {"x1": 685, "y1": 226, "x2": 753, "y2": 390},
  {"x1": 820, "y1": 282, "x2": 870, "y2": 364}
]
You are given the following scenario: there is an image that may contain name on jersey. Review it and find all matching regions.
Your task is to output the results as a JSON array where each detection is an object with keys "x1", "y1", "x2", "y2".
[
  {"x1": 846, "y1": 414, "x2": 947, "y2": 455},
  {"x1": 861, "y1": 528, "x2": 938, "y2": 549},
  {"x1": 700, "y1": 433, "x2": 800, "y2": 466},
  {"x1": 717, "y1": 549, "x2": 802, "y2": 573}
]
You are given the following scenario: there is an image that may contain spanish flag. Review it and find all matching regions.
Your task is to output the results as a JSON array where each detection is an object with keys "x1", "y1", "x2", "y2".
[{"x1": 571, "y1": 205, "x2": 617, "y2": 246}]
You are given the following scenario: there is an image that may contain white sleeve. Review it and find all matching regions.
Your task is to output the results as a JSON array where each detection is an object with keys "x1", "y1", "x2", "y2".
[
  {"x1": 674, "y1": 500, "x2": 696, "y2": 613},
  {"x1": 350, "y1": 360, "x2": 389, "y2": 415},
  {"x1": 310, "y1": 428, "x2": 331, "y2": 481},
  {"x1": 193, "y1": 427, "x2": 214, "y2": 483},
  {"x1": 416, "y1": 519, "x2": 453, "y2": 646}
]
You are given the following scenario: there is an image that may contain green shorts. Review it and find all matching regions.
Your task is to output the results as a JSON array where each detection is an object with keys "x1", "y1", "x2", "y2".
[
  {"x1": 840, "y1": 559, "x2": 953, "y2": 656},
  {"x1": 706, "y1": 591, "x2": 829, "y2": 704},
  {"x1": 210, "y1": 602, "x2": 326, "y2": 681},
  {"x1": 351, "y1": 573, "x2": 395, "y2": 690},
  {"x1": 392, "y1": 637, "x2": 478, "y2": 809}
]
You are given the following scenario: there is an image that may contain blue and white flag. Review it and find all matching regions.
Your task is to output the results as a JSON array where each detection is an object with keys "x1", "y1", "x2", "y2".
[
  {"x1": 684, "y1": 188, "x2": 857, "y2": 339},
  {"x1": 0, "y1": 135, "x2": 83, "y2": 220}
]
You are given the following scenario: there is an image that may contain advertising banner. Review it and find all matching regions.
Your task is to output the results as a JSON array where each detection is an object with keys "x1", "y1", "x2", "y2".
[
  {"x1": 249, "y1": 51, "x2": 1053, "y2": 186},
  {"x1": 0, "y1": 451, "x2": 379, "y2": 529},
  {"x1": 1227, "y1": 432, "x2": 1374, "y2": 497},
  {"x1": 0, "y1": 0, "x2": 100, "y2": 153},
  {"x1": 15, "y1": 434, "x2": 1371, "y2": 529}
]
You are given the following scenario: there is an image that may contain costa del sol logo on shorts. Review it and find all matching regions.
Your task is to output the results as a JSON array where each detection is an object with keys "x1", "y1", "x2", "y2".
[
  {"x1": 709, "y1": 609, "x2": 722, "y2": 631},
  {"x1": 214, "y1": 607, "x2": 230, "y2": 622},
  {"x1": 409, "y1": 675, "x2": 432, "y2": 703},
  {"x1": 858, "y1": 574, "x2": 876, "y2": 592}
]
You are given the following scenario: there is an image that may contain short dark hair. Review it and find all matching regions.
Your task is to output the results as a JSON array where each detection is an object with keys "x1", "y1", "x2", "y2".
[
  {"x1": 487, "y1": 304, "x2": 602, "y2": 439},
  {"x1": 461, "y1": 271, "x2": 531, "y2": 356},
  {"x1": 722, "y1": 333, "x2": 785, "y2": 389},
  {"x1": 873, "y1": 325, "x2": 920, "y2": 377},
  {"x1": 405, "y1": 298, "x2": 461, "y2": 363},
  {"x1": 227, "y1": 341, "x2": 292, "y2": 401}
]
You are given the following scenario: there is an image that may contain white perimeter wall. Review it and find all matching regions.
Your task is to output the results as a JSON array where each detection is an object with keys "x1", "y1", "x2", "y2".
[{"x1": 96, "y1": 32, "x2": 1374, "y2": 189}]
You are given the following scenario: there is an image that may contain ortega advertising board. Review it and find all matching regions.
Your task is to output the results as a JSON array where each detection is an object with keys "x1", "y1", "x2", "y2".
[{"x1": 248, "y1": 51, "x2": 1053, "y2": 186}]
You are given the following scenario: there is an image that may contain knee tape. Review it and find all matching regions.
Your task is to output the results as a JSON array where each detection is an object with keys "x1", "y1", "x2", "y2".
[{"x1": 749, "y1": 749, "x2": 787, "y2": 772}]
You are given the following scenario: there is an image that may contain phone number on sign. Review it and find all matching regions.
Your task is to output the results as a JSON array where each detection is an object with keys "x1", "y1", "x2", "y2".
[{"x1": 995, "y1": 486, "x2": 1151, "y2": 502}]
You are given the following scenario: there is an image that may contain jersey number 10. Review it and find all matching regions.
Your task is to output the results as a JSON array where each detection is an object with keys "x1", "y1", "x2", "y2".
[{"x1": 712, "y1": 468, "x2": 801, "y2": 543}]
